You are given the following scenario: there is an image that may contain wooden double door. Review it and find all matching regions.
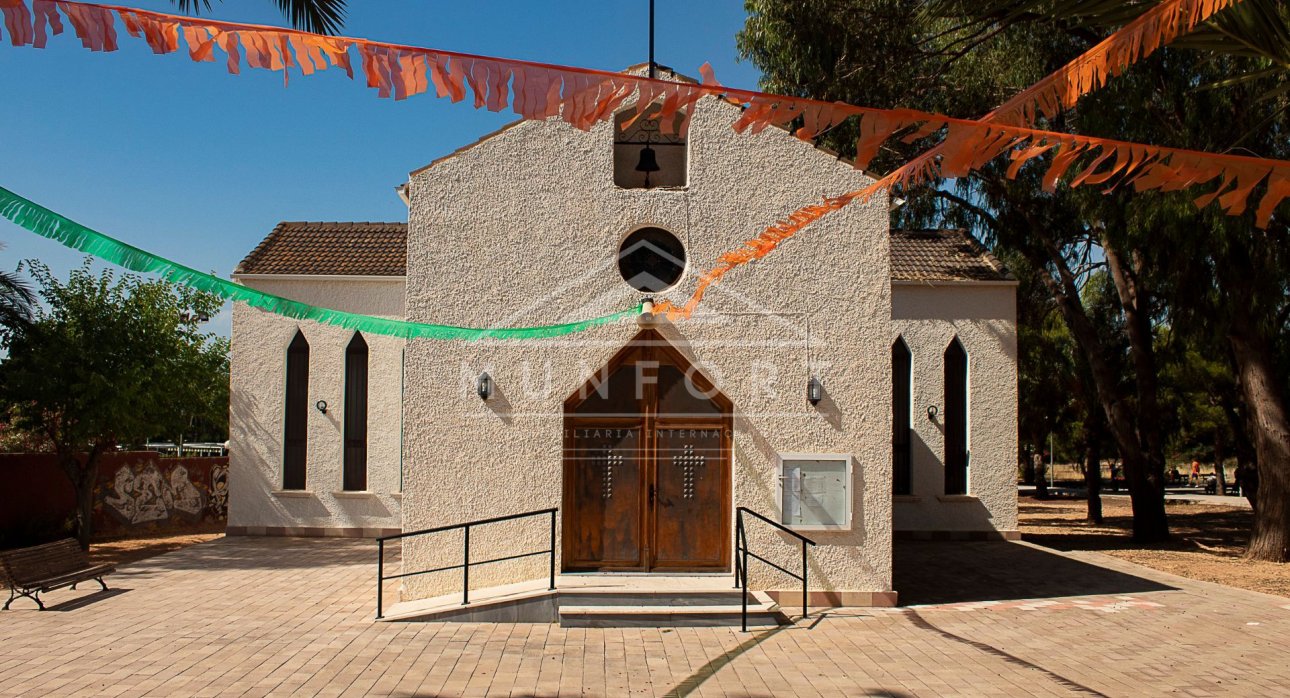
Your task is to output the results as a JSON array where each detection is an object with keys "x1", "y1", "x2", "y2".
[{"x1": 562, "y1": 331, "x2": 732, "y2": 571}]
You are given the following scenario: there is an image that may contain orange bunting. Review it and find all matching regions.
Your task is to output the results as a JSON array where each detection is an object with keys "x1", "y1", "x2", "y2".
[
  {"x1": 0, "y1": 0, "x2": 1285, "y2": 324},
  {"x1": 656, "y1": 0, "x2": 1253, "y2": 320},
  {"x1": 989, "y1": 0, "x2": 1243, "y2": 127}
]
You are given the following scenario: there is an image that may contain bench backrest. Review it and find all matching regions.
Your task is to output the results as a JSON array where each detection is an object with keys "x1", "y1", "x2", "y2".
[{"x1": 0, "y1": 539, "x2": 91, "y2": 585}]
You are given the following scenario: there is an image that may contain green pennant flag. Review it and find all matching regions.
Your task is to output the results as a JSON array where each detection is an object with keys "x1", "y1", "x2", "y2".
[{"x1": 0, "y1": 185, "x2": 640, "y2": 340}]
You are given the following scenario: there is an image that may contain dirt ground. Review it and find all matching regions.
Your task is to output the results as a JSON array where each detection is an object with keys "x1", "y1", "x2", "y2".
[
  {"x1": 87, "y1": 530, "x2": 224, "y2": 568},
  {"x1": 1019, "y1": 495, "x2": 1290, "y2": 598}
]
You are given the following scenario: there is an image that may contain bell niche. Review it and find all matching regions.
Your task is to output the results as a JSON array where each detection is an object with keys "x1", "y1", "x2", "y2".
[{"x1": 613, "y1": 104, "x2": 687, "y2": 189}]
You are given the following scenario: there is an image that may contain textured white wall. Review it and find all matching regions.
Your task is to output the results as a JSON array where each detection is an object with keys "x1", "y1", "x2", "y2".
[
  {"x1": 228, "y1": 278, "x2": 405, "y2": 534},
  {"x1": 400, "y1": 84, "x2": 895, "y2": 600},
  {"x1": 891, "y1": 282, "x2": 1019, "y2": 533}
]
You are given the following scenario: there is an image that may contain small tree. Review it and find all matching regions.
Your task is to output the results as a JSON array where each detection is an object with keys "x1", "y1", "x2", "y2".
[{"x1": 0, "y1": 260, "x2": 228, "y2": 549}]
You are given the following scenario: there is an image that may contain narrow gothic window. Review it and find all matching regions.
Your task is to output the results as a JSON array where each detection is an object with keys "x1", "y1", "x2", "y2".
[
  {"x1": 343, "y1": 333, "x2": 369, "y2": 492},
  {"x1": 283, "y1": 330, "x2": 309, "y2": 490},
  {"x1": 892, "y1": 338, "x2": 912, "y2": 495},
  {"x1": 944, "y1": 338, "x2": 969, "y2": 495},
  {"x1": 613, "y1": 105, "x2": 687, "y2": 189}
]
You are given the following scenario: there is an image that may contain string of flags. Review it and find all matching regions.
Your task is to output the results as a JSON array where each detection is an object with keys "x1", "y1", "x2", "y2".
[{"x1": 0, "y1": 0, "x2": 1282, "y2": 324}]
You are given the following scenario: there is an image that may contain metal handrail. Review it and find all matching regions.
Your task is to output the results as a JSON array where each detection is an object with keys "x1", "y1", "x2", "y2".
[
  {"x1": 733, "y1": 506, "x2": 816, "y2": 632},
  {"x1": 375, "y1": 507, "x2": 557, "y2": 620}
]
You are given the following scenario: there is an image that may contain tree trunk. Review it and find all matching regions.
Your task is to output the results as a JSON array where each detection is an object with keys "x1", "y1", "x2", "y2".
[
  {"x1": 1228, "y1": 313, "x2": 1290, "y2": 562},
  {"x1": 56, "y1": 446, "x2": 104, "y2": 551},
  {"x1": 1084, "y1": 419, "x2": 1104, "y2": 524},
  {"x1": 1020, "y1": 237, "x2": 1169, "y2": 541},
  {"x1": 1022, "y1": 445, "x2": 1036, "y2": 485},
  {"x1": 1103, "y1": 241, "x2": 1171, "y2": 535}
]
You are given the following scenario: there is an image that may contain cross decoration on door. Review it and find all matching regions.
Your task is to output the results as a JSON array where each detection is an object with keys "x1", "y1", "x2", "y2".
[
  {"x1": 674, "y1": 443, "x2": 707, "y2": 500},
  {"x1": 597, "y1": 446, "x2": 623, "y2": 500}
]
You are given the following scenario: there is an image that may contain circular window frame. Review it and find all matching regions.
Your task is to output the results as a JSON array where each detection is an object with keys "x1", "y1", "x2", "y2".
[{"x1": 616, "y1": 224, "x2": 687, "y2": 293}]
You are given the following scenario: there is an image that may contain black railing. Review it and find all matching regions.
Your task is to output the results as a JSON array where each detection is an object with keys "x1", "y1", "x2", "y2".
[
  {"x1": 733, "y1": 506, "x2": 817, "y2": 632},
  {"x1": 375, "y1": 507, "x2": 557, "y2": 620}
]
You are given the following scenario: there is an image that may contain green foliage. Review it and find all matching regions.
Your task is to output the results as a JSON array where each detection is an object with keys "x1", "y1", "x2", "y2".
[
  {"x1": 171, "y1": 0, "x2": 347, "y2": 35},
  {"x1": 0, "y1": 243, "x2": 35, "y2": 341},
  {"x1": 0, "y1": 259, "x2": 229, "y2": 454}
]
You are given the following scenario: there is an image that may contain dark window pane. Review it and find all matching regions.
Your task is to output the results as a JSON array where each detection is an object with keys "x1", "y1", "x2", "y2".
[
  {"x1": 618, "y1": 227, "x2": 685, "y2": 292},
  {"x1": 283, "y1": 331, "x2": 309, "y2": 490},
  {"x1": 893, "y1": 338, "x2": 912, "y2": 496},
  {"x1": 343, "y1": 333, "x2": 368, "y2": 492},
  {"x1": 571, "y1": 363, "x2": 644, "y2": 416},
  {"x1": 657, "y1": 364, "x2": 722, "y2": 417},
  {"x1": 944, "y1": 338, "x2": 969, "y2": 495}
]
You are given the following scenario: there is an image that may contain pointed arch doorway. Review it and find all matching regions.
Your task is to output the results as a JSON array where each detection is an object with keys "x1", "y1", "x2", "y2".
[{"x1": 562, "y1": 329, "x2": 733, "y2": 572}]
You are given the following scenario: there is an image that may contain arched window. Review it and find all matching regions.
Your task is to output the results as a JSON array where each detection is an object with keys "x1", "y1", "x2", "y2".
[
  {"x1": 343, "y1": 333, "x2": 369, "y2": 492},
  {"x1": 944, "y1": 338, "x2": 969, "y2": 495},
  {"x1": 892, "y1": 338, "x2": 912, "y2": 495},
  {"x1": 283, "y1": 330, "x2": 309, "y2": 490}
]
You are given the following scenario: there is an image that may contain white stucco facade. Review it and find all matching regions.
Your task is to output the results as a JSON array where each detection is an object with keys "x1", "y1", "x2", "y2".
[
  {"x1": 891, "y1": 282, "x2": 1019, "y2": 536},
  {"x1": 228, "y1": 277, "x2": 405, "y2": 536},
  {"x1": 226, "y1": 70, "x2": 1019, "y2": 605}
]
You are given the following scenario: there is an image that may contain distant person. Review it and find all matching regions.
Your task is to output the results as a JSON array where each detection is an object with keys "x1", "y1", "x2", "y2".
[
  {"x1": 1169, "y1": 465, "x2": 1180, "y2": 484},
  {"x1": 1033, "y1": 450, "x2": 1048, "y2": 499},
  {"x1": 1190, "y1": 460, "x2": 1201, "y2": 487}
]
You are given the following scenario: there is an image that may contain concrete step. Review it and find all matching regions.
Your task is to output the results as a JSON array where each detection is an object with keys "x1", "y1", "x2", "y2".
[
  {"x1": 558, "y1": 591, "x2": 788, "y2": 628},
  {"x1": 558, "y1": 589, "x2": 747, "y2": 607},
  {"x1": 380, "y1": 575, "x2": 791, "y2": 627}
]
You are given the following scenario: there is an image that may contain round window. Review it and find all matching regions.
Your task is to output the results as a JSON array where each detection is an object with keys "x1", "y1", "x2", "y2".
[{"x1": 618, "y1": 227, "x2": 685, "y2": 292}]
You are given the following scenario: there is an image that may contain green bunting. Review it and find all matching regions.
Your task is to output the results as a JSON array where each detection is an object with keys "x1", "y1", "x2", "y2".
[{"x1": 0, "y1": 185, "x2": 640, "y2": 340}]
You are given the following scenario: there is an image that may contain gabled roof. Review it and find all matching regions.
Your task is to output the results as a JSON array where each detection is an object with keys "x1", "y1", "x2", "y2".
[
  {"x1": 235, "y1": 222, "x2": 407, "y2": 276},
  {"x1": 236, "y1": 223, "x2": 1010, "y2": 283},
  {"x1": 889, "y1": 228, "x2": 1012, "y2": 282}
]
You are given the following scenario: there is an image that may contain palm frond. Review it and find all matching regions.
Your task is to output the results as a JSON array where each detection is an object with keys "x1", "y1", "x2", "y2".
[
  {"x1": 0, "y1": 244, "x2": 35, "y2": 334},
  {"x1": 170, "y1": 0, "x2": 347, "y2": 35}
]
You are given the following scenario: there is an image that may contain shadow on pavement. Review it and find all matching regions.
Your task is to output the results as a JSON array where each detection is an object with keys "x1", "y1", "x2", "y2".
[
  {"x1": 108, "y1": 536, "x2": 381, "y2": 578},
  {"x1": 894, "y1": 541, "x2": 1175, "y2": 605}
]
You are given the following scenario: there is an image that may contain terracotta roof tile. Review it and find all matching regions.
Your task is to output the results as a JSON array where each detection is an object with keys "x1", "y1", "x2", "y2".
[
  {"x1": 236, "y1": 223, "x2": 1009, "y2": 284},
  {"x1": 235, "y1": 222, "x2": 407, "y2": 276},
  {"x1": 890, "y1": 228, "x2": 1012, "y2": 282}
]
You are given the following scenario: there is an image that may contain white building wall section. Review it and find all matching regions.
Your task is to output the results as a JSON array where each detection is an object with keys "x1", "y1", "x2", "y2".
[
  {"x1": 228, "y1": 277, "x2": 405, "y2": 536},
  {"x1": 891, "y1": 282, "x2": 1018, "y2": 535},
  {"x1": 400, "y1": 89, "x2": 895, "y2": 604}
]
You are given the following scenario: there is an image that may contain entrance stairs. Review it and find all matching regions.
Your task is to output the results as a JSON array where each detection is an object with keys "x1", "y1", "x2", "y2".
[{"x1": 379, "y1": 575, "x2": 788, "y2": 627}]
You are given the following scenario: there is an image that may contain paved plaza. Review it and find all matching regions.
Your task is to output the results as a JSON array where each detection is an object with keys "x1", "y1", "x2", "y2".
[{"x1": 3, "y1": 536, "x2": 1288, "y2": 697}]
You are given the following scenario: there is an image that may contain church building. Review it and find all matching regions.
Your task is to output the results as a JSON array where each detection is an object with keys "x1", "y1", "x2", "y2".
[{"x1": 227, "y1": 67, "x2": 1019, "y2": 613}]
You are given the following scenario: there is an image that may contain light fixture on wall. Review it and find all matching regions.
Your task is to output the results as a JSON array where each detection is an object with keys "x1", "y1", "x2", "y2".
[
  {"x1": 315, "y1": 400, "x2": 328, "y2": 414},
  {"x1": 927, "y1": 405, "x2": 939, "y2": 421},
  {"x1": 476, "y1": 372, "x2": 494, "y2": 402},
  {"x1": 807, "y1": 376, "x2": 824, "y2": 406}
]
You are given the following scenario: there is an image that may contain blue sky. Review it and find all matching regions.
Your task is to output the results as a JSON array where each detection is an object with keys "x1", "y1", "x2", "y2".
[{"x1": 0, "y1": 0, "x2": 761, "y2": 336}]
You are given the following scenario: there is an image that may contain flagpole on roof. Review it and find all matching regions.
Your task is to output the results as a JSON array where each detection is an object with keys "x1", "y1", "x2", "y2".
[{"x1": 648, "y1": 0, "x2": 656, "y2": 79}]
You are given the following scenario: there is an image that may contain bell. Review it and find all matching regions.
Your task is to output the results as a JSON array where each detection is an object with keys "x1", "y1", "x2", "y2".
[
  {"x1": 635, "y1": 145, "x2": 661, "y2": 173},
  {"x1": 635, "y1": 145, "x2": 661, "y2": 187}
]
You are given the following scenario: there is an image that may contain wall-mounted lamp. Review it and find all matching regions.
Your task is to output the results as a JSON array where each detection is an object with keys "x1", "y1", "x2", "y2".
[
  {"x1": 926, "y1": 405, "x2": 939, "y2": 421},
  {"x1": 315, "y1": 400, "x2": 328, "y2": 414},
  {"x1": 476, "y1": 372, "x2": 494, "y2": 402},
  {"x1": 807, "y1": 376, "x2": 824, "y2": 406}
]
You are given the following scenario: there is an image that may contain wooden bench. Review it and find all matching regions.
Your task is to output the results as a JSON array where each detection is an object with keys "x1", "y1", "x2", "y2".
[{"x1": 1, "y1": 539, "x2": 115, "y2": 610}]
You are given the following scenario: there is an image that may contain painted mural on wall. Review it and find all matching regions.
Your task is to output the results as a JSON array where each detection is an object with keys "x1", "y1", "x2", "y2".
[
  {"x1": 0, "y1": 452, "x2": 228, "y2": 543},
  {"x1": 95, "y1": 456, "x2": 228, "y2": 534}
]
